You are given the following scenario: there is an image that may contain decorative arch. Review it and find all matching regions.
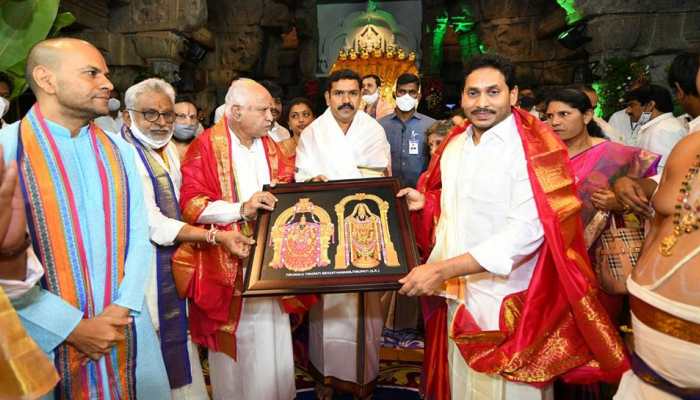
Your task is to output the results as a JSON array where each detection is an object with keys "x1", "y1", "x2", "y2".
[
  {"x1": 334, "y1": 193, "x2": 399, "y2": 269},
  {"x1": 269, "y1": 198, "x2": 334, "y2": 272}
]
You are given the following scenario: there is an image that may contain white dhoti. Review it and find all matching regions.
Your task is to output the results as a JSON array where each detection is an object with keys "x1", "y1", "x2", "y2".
[
  {"x1": 613, "y1": 278, "x2": 700, "y2": 400},
  {"x1": 209, "y1": 298, "x2": 295, "y2": 400},
  {"x1": 309, "y1": 292, "x2": 383, "y2": 390},
  {"x1": 137, "y1": 141, "x2": 208, "y2": 399},
  {"x1": 446, "y1": 302, "x2": 552, "y2": 400}
]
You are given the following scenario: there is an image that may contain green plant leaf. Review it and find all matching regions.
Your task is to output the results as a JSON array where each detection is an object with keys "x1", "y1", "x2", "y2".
[
  {"x1": 2, "y1": 0, "x2": 34, "y2": 30},
  {"x1": 0, "y1": 0, "x2": 59, "y2": 71},
  {"x1": 48, "y1": 11, "x2": 74, "y2": 37},
  {"x1": 4, "y1": 59, "x2": 27, "y2": 99}
]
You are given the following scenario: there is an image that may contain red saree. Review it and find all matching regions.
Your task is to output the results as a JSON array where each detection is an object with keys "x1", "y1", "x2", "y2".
[
  {"x1": 172, "y1": 118, "x2": 313, "y2": 360},
  {"x1": 416, "y1": 108, "x2": 630, "y2": 398}
]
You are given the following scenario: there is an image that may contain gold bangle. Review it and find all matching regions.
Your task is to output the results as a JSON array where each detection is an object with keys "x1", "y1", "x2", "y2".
[{"x1": 206, "y1": 226, "x2": 219, "y2": 245}]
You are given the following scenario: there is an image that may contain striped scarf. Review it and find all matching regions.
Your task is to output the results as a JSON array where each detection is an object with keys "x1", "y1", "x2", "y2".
[
  {"x1": 17, "y1": 105, "x2": 136, "y2": 399},
  {"x1": 121, "y1": 126, "x2": 191, "y2": 389}
]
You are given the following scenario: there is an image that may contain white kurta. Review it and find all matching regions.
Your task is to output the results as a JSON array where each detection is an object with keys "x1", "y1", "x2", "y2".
[
  {"x1": 295, "y1": 109, "x2": 390, "y2": 181},
  {"x1": 94, "y1": 115, "x2": 124, "y2": 135},
  {"x1": 689, "y1": 115, "x2": 700, "y2": 134},
  {"x1": 633, "y1": 112, "x2": 688, "y2": 174},
  {"x1": 594, "y1": 116, "x2": 624, "y2": 143},
  {"x1": 133, "y1": 140, "x2": 208, "y2": 400},
  {"x1": 295, "y1": 108, "x2": 390, "y2": 389},
  {"x1": 608, "y1": 109, "x2": 634, "y2": 144},
  {"x1": 198, "y1": 129, "x2": 295, "y2": 400},
  {"x1": 429, "y1": 115, "x2": 551, "y2": 400},
  {"x1": 269, "y1": 121, "x2": 291, "y2": 142}
]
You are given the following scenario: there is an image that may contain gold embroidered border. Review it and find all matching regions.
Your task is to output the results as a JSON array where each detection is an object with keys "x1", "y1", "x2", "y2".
[
  {"x1": 631, "y1": 295, "x2": 700, "y2": 345},
  {"x1": 572, "y1": 289, "x2": 627, "y2": 368}
]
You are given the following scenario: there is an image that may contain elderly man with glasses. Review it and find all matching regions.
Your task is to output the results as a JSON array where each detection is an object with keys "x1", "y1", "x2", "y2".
[{"x1": 121, "y1": 77, "x2": 255, "y2": 399}]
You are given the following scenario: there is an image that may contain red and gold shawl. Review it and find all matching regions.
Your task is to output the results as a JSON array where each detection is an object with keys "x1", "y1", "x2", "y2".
[
  {"x1": 416, "y1": 108, "x2": 630, "y2": 397},
  {"x1": 173, "y1": 118, "x2": 311, "y2": 360}
]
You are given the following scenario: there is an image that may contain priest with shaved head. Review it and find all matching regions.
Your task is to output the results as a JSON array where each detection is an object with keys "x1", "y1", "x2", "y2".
[{"x1": 0, "y1": 38, "x2": 170, "y2": 398}]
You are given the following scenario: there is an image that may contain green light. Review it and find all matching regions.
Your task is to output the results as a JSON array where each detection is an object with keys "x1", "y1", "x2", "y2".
[
  {"x1": 556, "y1": 0, "x2": 583, "y2": 25},
  {"x1": 591, "y1": 82, "x2": 603, "y2": 118},
  {"x1": 451, "y1": 16, "x2": 474, "y2": 34},
  {"x1": 428, "y1": 6, "x2": 485, "y2": 73},
  {"x1": 430, "y1": 14, "x2": 449, "y2": 74}
]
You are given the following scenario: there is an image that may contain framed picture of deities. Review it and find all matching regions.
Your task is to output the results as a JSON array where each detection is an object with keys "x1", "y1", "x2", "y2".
[{"x1": 242, "y1": 177, "x2": 420, "y2": 297}]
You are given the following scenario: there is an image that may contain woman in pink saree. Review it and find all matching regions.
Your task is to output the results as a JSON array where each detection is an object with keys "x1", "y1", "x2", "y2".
[
  {"x1": 546, "y1": 88, "x2": 660, "y2": 399},
  {"x1": 546, "y1": 89, "x2": 659, "y2": 287}
]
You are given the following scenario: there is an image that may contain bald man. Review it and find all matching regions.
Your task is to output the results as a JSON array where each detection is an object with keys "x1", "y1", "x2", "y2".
[
  {"x1": 175, "y1": 78, "x2": 300, "y2": 399},
  {"x1": 0, "y1": 38, "x2": 170, "y2": 398}
]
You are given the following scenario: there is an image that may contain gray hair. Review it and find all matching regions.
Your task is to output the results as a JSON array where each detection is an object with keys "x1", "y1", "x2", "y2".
[{"x1": 124, "y1": 78, "x2": 176, "y2": 109}]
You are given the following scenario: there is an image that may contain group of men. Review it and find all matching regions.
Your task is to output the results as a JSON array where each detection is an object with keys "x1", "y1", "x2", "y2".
[
  {"x1": 0, "y1": 37, "x2": 433, "y2": 400},
  {"x1": 0, "y1": 35, "x2": 692, "y2": 400}
]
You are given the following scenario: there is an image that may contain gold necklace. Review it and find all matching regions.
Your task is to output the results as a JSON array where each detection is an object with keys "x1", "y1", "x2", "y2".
[{"x1": 659, "y1": 154, "x2": 700, "y2": 256}]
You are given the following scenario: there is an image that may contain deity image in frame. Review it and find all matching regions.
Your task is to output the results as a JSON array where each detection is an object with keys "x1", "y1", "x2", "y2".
[
  {"x1": 268, "y1": 198, "x2": 334, "y2": 272},
  {"x1": 335, "y1": 193, "x2": 400, "y2": 269}
]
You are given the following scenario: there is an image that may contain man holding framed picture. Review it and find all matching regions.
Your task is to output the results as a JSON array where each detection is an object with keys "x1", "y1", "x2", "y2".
[
  {"x1": 295, "y1": 68, "x2": 391, "y2": 399},
  {"x1": 175, "y1": 78, "x2": 298, "y2": 400},
  {"x1": 398, "y1": 54, "x2": 629, "y2": 399}
]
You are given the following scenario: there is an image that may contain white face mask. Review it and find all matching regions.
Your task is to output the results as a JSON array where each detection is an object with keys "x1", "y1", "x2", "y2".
[
  {"x1": 128, "y1": 111, "x2": 173, "y2": 149},
  {"x1": 362, "y1": 91, "x2": 379, "y2": 105},
  {"x1": 637, "y1": 111, "x2": 652, "y2": 127},
  {"x1": 108, "y1": 98, "x2": 121, "y2": 112},
  {"x1": 396, "y1": 94, "x2": 417, "y2": 112},
  {"x1": 0, "y1": 96, "x2": 8, "y2": 118},
  {"x1": 173, "y1": 123, "x2": 197, "y2": 141}
]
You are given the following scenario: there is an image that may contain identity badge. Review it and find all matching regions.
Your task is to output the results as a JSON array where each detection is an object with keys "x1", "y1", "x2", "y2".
[{"x1": 408, "y1": 140, "x2": 419, "y2": 155}]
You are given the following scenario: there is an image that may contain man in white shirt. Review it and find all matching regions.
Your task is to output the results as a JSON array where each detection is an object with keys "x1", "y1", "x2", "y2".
[
  {"x1": 669, "y1": 52, "x2": 700, "y2": 133},
  {"x1": 121, "y1": 78, "x2": 254, "y2": 399},
  {"x1": 260, "y1": 80, "x2": 292, "y2": 142},
  {"x1": 397, "y1": 54, "x2": 628, "y2": 399},
  {"x1": 295, "y1": 69, "x2": 390, "y2": 399},
  {"x1": 608, "y1": 108, "x2": 633, "y2": 143},
  {"x1": 177, "y1": 78, "x2": 298, "y2": 400},
  {"x1": 94, "y1": 88, "x2": 124, "y2": 134},
  {"x1": 615, "y1": 52, "x2": 700, "y2": 215},
  {"x1": 625, "y1": 84, "x2": 688, "y2": 173}
]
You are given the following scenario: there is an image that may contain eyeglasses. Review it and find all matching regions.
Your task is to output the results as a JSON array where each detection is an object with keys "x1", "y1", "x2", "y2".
[{"x1": 128, "y1": 109, "x2": 176, "y2": 123}]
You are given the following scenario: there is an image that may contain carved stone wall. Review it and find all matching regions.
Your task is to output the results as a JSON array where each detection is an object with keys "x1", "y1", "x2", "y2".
[
  {"x1": 59, "y1": 0, "x2": 700, "y2": 122},
  {"x1": 61, "y1": 0, "x2": 309, "y2": 122},
  {"x1": 423, "y1": 0, "x2": 580, "y2": 87},
  {"x1": 579, "y1": 0, "x2": 700, "y2": 83}
]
